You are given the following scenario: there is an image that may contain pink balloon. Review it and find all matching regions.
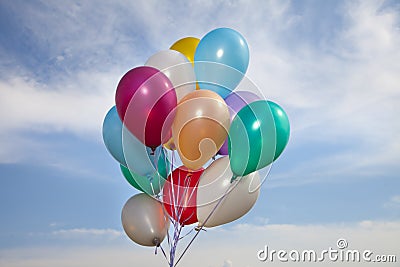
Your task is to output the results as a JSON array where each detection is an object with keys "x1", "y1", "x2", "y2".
[{"x1": 115, "y1": 66, "x2": 177, "y2": 149}]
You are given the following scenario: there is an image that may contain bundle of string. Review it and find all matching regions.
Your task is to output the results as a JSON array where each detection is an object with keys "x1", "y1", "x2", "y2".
[{"x1": 149, "y1": 147, "x2": 237, "y2": 267}]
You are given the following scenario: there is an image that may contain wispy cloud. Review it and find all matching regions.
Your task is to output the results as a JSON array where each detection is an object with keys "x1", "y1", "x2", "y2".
[
  {"x1": 222, "y1": 259, "x2": 233, "y2": 267},
  {"x1": 0, "y1": 73, "x2": 115, "y2": 136},
  {"x1": 52, "y1": 228, "x2": 122, "y2": 239},
  {"x1": 384, "y1": 195, "x2": 400, "y2": 210},
  {"x1": 254, "y1": 0, "x2": 400, "y2": 186}
]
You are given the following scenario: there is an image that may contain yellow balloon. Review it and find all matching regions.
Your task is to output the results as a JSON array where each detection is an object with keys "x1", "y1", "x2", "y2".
[
  {"x1": 170, "y1": 37, "x2": 200, "y2": 65},
  {"x1": 172, "y1": 90, "x2": 230, "y2": 170}
]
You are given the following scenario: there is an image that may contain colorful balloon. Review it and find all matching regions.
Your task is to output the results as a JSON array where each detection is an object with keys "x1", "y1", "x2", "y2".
[
  {"x1": 194, "y1": 28, "x2": 249, "y2": 98},
  {"x1": 145, "y1": 50, "x2": 196, "y2": 102},
  {"x1": 122, "y1": 126, "x2": 169, "y2": 179},
  {"x1": 120, "y1": 164, "x2": 143, "y2": 192},
  {"x1": 268, "y1": 101, "x2": 290, "y2": 160},
  {"x1": 102, "y1": 106, "x2": 127, "y2": 166},
  {"x1": 228, "y1": 100, "x2": 290, "y2": 177},
  {"x1": 162, "y1": 166, "x2": 204, "y2": 225},
  {"x1": 219, "y1": 91, "x2": 261, "y2": 155},
  {"x1": 121, "y1": 194, "x2": 170, "y2": 247},
  {"x1": 172, "y1": 90, "x2": 230, "y2": 170},
  {"x1": 120, "y1": 164, "x2": 165, "y2": 195},
  {"x1": 170, "y1": 37, "x2": 200, "y2": 65},
  {"x1": 115, "y1": 66, "x2": 177, "y2": 149},
  {"x1": 197, "y1": 157, "x2": 260, "y2": 227},
  {"x1": 102, "y1": 106, "x2": 168, "y2": 178}
]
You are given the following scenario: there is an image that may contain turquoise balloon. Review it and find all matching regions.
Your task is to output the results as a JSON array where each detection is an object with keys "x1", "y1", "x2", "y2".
[
  {"x1": 228, "y1": 100, "x2": 290, "y2": 177},
  {"x1": 102, "y1": 106, "x2": 127, "y2": 166},
  {"x1": 122, "y1": 125, "x2": 170, "y2": 179},
  {"x1": 102, "y1": 106, "x2": 169, "y2": 178},
  {"x1": 194, "y1": 28, "x2": 249, "y2": 98},
  {"x1": 120, "y1": 164, "x2": 143, "y2": 192},
  {"x1": 268, "y1": 101, "x2": 290, "y2": 160},
  {"x1": 120, "y1": 164, "x2": 165, "y2": 195}
]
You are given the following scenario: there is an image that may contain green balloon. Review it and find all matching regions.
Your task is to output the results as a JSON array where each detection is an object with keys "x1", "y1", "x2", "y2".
[
  {"x1": 228, "y1": 100, "x2": 290, "y2": 177},
  {"x1": 268, "y1": 101, "x2": 290, "y2": 160},
  {"x1": 120, "y1": 165, "x2": 166, "y2": 195},
  {"x1": 156, "y1": 149, "x2": 170, "y2": 180}
]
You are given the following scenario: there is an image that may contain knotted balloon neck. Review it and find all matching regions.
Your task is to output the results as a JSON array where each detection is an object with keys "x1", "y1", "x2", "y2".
[
  {"x1": 153, "y1": 237, "x2": 161, "y2": 247},
  {"x1": 194, "y1": 224, "x2": 207, "y2": 232},
  {"x1": 150, "y1": 147, "x2": 156, "y2": 156},
  {"x1": 230, "y1": 174, "x2": 238, "y2": 183}
]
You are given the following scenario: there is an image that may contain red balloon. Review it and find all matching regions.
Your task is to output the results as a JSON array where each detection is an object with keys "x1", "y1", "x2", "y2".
[
  {"x1": 115, "y1": 66, "x2": 177, "y2": 149},
  {"x1": 162, "y1": 166, "x2": 204, "y2": 225}
]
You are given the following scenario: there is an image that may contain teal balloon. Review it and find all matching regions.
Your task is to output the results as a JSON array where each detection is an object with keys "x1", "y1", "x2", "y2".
[
  {"x1": 268, "y1": 101, "x2": 290, "y2": 160},
  {"x1": 102, "y1": 106, "x2": 169, "y2": 178},
  {"x1": 228, "y1": 100, "x2": 290, "y2": 177},
  {"x1": 102, "y1": 106, "x2": 127, "y2": 166},
  {"x1": 122, "y1": 125, "x2": 170, "y2": 179},
  {"x1": 120, "y1": 164, "x2": 143, "y2": 192},
  {"x1": 194, "y1": 28, "x2": 249, "y2": 98},
  {"x1": 120, "y1": 165, "x2": 165, "y2": 195}
]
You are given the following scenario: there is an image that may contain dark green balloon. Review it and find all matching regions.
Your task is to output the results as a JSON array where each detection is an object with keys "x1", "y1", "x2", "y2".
[
  {"x1": 228, "y1": 100, "x2": 290, "y2": 177},
  {"x1": 156, "y1": 148, "x2": 169, "y2": 180},
  {"x1": 120, "y1": 165, "x2": 165, "y2": 195},
  {"x1": 120, "y1": 164, "x2": 144, "y2": 192},
  {"x1": 268, "y1": 101, "x2": 290, "y2": 160}
]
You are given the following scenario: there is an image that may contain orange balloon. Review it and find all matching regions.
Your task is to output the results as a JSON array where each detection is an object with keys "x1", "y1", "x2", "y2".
[
  {"x1": 172, "y1": 90, "x2": 230, "y2": 170},
  {"x1": 170, "y1": 37, "x2": 200, "y2": 65}
]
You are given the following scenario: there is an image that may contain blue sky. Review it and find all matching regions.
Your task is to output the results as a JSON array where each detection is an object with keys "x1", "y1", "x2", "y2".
[{"x1": 0, "y1": 0, "x2": 399, "y2": 266}]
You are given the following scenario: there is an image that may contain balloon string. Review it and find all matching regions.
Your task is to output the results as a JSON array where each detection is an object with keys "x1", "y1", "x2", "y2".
[
  {"x1": 178, "y1": 228, "x2": 194, "y2": 240},
  {"x1": 158, "y1": 148, "x2": 174, "y2": 264},
  {"x1": 159, "y1": 244, "x2": 169, "y2": 264},
  {"x1": 176, "y1": 174, "x2": 199, "y2": 225},
  {"x1": 173, "y1": 181, "x2": 240, "y2": 267},
  {"x1": 169, "y1": 220, "x2": 183, "y2": 267},
  {"x1": 168, "y1": 149, "x2": 182, "y2": 267}
]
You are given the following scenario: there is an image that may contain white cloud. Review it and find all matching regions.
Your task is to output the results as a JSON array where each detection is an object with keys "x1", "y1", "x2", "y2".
[
  {"x1": 384, "y1": 195, "x2": 400, "y2": 210},
  {"x1": 0, "y1": 73, "x2": 116, "y2": 137},
  {"x1": 51, "y1": 228, "x2": 122, "y2": 239},
  {"x1": 0, "y1": 71, "x2": 118, "y2": 165},
  {"x1": 222, "y1": 259, "x2": 233, "y2": 267},
  {"x1": 252, "y1": 0, "x2": 400, "y2": 186},
  {"x1": 1, "y1": 220, "x2": 399, "y2": 267}
]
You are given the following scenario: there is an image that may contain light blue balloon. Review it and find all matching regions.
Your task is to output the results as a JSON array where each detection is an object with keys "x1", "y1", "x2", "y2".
[
  {"x1": 194, "y1": 28, "x2": 250, "y2": 99},
  {"x1": 102, "y1": 106, "x2": 169, "y2": 178},
  {"x1": 102, "y1": 106, "x2": 127, "y2": 166}
]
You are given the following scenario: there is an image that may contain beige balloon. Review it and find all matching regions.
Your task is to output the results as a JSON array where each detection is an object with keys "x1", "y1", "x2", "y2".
[
  {"x1": 172, "y1": 90, "x2": 230, "y2": 170},
  {"x1": 145, "y1": 50, "x2": 196, "y2": 102},
  {"x1": 121, "y1": 193, "x2": 170, "y2": 247},
  {"x1": 196, "y1": 156, "x2": 260, "y2": 227}
]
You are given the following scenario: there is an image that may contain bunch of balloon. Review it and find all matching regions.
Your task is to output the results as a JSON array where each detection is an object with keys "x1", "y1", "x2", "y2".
[{"x1": 101, "y1": 27, "x2": 290, "y2": 267}]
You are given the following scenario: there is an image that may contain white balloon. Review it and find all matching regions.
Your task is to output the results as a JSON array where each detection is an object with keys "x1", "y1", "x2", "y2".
[
  {"x1": 196, "y1": 156, "x2": 260, "y2": 227},
  {"x1": 121, "y1": 193, "x2": 170, "y2": 246},
  {"x1": 145, "y1": 50, "x2": 196, "y2": 101}
]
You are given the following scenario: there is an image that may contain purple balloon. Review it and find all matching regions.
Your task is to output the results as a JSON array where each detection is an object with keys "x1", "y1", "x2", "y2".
[{"x1": 219, "y1": 91, "x2": 261, "y2": 155}]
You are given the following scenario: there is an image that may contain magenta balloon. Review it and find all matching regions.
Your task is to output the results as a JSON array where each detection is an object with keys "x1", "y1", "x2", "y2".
[
  {"x1": 115, "y1": 66, "x2": 177, "y2": 149},
  {"x1": 219, "y1": 91, "x2": 261, "y2": 155}
]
